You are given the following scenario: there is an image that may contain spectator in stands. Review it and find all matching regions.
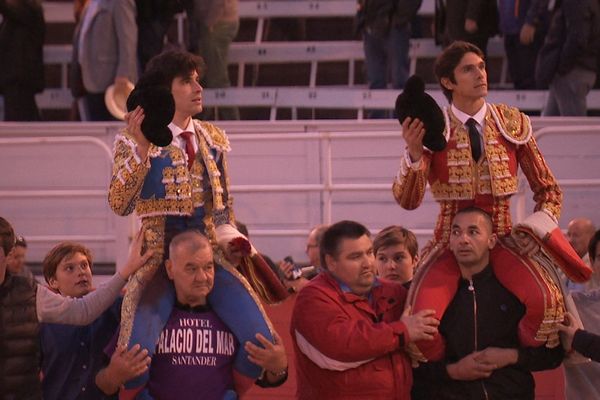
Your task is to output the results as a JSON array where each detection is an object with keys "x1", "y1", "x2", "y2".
[
  {"x1": 96, "y1": 230, "x2": 288, "y2": 398},
  {"x1": 290, "y1": 220, "x2": 439, "y2": 400},
  {"x1": 279, "y1": 224, "x2": 328, "y2": 292},
  {"x1": 436, "y1": 0, "x2": 498, "y2": 56},
  {"x1": 0, "y1": 0, "x2": 44, "y2": 121},
  {"x1": 136, "y1": 0, "x2": 183, "y2": 70},
  {"x1": 538, "y1": 0, "x2": 600, "y2": 116},
  {"x1": 187, "y1": 0, "x2": 240, "y2": 120},
  {"x1": 498, "y1": 0, "x2": 549, "y2": 89},
  {"x1": 393, "y1": 40, "x2": 580, "y2": 365},
  {"x1": 356, "y1": 0, "x2": 422, "y2": 118},
  {"x1": 70, "y1": 0, "x2": 138, "y2": 120},
  {"x1": 6, "y1": 234, "x2": 34, "y2": 282},
  {"x1": 0, "y1": 216, "x2": 151, "y2": 400},
  {"x1": 373, "y1": 225, "x2": 418, "y2": 285},
  {"x1": 40, "y1": 241, "x2": 151, "y2": 400},
  {"x1": 563, "y1": 218, "x2": 597, "y2": 292},
  {"x1": 70, "y1": 0, "x2": 88, "y2": 121},
  {"x1": 109, "y1": 48, "x2": 287, "y2": 393},
  {"x1": 414, "y1": 207, "x2": 564, "y2": 399}
]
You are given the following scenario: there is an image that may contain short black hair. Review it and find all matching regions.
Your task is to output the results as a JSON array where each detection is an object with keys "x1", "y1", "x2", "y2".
[
  {"x1": 453, "y1": 207, "x2": 493, "y2": 233},
  {"x1": 589, "y1": 230, "x2": 600, "y2": 263},
  {"x1": 320, "y1": 220, "x2": 370, "y2": 269},
  {"x1": 434, "y1": 41, "x2": 485, "y2": 102},
  {"x1": 144, "y1": 49, "x2": 205, "y2": 90}
]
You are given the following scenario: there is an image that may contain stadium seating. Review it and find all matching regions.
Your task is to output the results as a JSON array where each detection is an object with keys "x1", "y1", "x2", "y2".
[{"x1": 34, "y1": 0, "x2": 600, "y2": 118}]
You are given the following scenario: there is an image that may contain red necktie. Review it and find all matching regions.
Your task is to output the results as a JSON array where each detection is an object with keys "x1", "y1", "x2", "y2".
[{"x1": 180, "y1": 131, "x2": 196, "y2": 169}]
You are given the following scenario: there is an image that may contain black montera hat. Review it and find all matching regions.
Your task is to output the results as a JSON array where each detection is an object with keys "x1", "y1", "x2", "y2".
[
  {"x1": 395, "y1": 75, "x2": 446, "y2": 152},
  {"x1": 126, "y1": 74, "x2": 174, "y2": 147}
]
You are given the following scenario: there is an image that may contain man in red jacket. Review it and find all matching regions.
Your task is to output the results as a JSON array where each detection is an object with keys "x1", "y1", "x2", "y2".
[{"x1": 290, "y1": 220, "x2": 439, "y2": 400}]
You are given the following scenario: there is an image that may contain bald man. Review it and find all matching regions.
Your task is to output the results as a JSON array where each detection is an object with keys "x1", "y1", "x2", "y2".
[
  {"x1": 568, "y1": 218, "x2": 596, "y2": 262},
  {"x1": 97, "y1": 230, "x2": 287, "y2": 398},
  {"x1": 565, "y1": 218, "x2": 597, "y2": 292}
]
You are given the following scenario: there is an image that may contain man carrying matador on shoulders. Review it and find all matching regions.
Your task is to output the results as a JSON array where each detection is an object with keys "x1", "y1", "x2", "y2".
[
  {"x1": 108, "y1": 49, "x2": 288, "y2": 398},
  {"x1": 392, "y1": 41, "x2": 592, "y2": 364}
]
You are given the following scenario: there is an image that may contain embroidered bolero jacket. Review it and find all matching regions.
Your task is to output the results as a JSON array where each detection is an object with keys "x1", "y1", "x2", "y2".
[
  {"x1": 392, "y1": 103, "x2": 562, "y2": 245},
  {"x1": 108, "y1": 120, "x2": 234, "y2": 240}
]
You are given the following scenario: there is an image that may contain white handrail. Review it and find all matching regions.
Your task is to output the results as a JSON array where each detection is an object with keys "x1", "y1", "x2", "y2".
[
  {"x1": 0, "y1": 134, "x2": 127, "y2": 264},
  {"x1": 2, "y1": 121, "x2": 599, "y2": 264},
  {"x1": 514, "y1": 125, "x2": 600, "y2": 222},
  {"x1": 0, "y1": 136, "x2": 113, "y2": 159}
]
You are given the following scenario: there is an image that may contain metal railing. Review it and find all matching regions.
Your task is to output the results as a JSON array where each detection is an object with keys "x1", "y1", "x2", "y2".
[
  {"x1": 0, "y1": 132, "x2": 131, "y2": 266},
  {"x1": 2, "y1": 120, "x2": 599, "y2": 265}
]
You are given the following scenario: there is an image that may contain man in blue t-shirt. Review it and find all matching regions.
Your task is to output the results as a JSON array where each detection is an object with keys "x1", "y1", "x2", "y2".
[{"x1": 97, "y1": 230, "x2": 288, "y2": 399}]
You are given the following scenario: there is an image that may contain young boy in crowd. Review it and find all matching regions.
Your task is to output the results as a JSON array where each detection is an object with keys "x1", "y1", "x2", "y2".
[
  {"x1": 40, "y1": 241, "x2": 150, "y2": 400},
  {"x1": 373, "y1": 225, "x2": 418, "y2": 286}
]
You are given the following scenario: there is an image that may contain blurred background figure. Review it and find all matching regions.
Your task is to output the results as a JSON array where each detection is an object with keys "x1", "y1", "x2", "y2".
[
  {"x1": 356, "y1": 0, "x2": 422, "y2": 118},
  {"x1": 373, "y1": 225, "x2": 418, "y2": 286},
  {"x1": 70, "y1": 0, "x2": 138, "y2": 121},
  {"x1": 304, "y1": 224, "x2": 328, "y2": 272},
  {"x1": 73, "y1": 0, "x2": 87, "y2": 22},
  {"x1": 187, "y1": 0, "x2": 240, "y2": 120},
  {"x1": 136, "y1": 0, "x2": 184, "y2": 71},
  {"x1": 435, "y1": 0, "x2": 498, "y2": 56},
  {"x1": 498, "y1": 0, "x2": 549, "y2": 89},
  {"x1": 538, "y1": 0, "x2": 600, "y2": 116},
  {"x1": 279, "y1": 224, "x2": 328, "y2": 292},
  {"x1": 562, "y1": 218, "x2": 597, "y2": 292},
  {"x1": 0, "y1": 0, "x2": 44, "y2": 121},
  {"x1": 6, "y1": 234, "x2": 34, "y2": 282},
  {"x1": 567, "y1": 218, "x2": 596, "y2": 266},
  {"x1": 587, "y1": 230, "x2": 600, "y2": 290}
]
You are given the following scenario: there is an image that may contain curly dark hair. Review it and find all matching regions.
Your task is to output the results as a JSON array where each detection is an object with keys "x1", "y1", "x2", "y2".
[{"x1": 143, "y1": 49, "x2": 206, "y2": 90}]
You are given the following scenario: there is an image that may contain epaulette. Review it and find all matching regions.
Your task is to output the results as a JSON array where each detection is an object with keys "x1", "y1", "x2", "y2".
[
  {"x1": 115, "y1": 128, "x2": 134, "y2": 142},
  {"x1": 488, "y1": 103, "x2": 532, "y2": 145},
  {"x1": 112, "y1": 129, "x2": 137, "y2": 156},
  {"x1": 113, "y1": 128, "x2": 160, "y2": 160},
  {"x1": 194, "y1": 120, "x2": 231, "y2": 153}
]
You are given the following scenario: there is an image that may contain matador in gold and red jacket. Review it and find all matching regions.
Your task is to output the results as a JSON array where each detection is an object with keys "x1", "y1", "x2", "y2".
[{"x1": 393, "y1": 102, "x2": 591, "y2": 362}]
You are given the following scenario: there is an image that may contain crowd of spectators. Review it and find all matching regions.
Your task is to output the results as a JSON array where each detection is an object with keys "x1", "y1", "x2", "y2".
[
  {"x1": 2, "y1": 0, "x2": 600, "y2": 121},
  {"x1": 5, "y1": 211, "x2": 600, "y2": 399}
]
